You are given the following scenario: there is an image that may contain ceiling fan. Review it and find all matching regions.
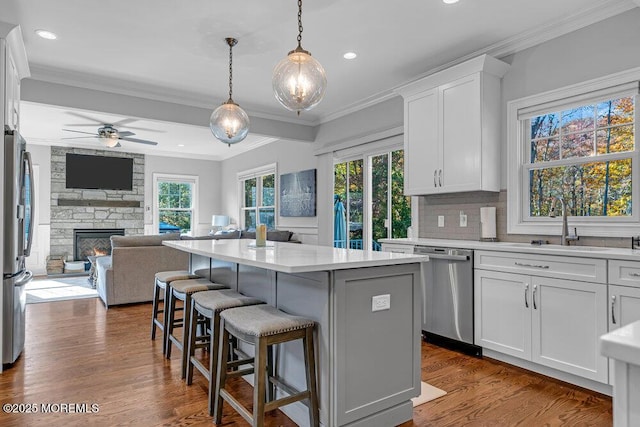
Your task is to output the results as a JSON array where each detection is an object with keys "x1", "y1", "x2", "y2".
[{"x1": 62, "y1": 124, "x2": 159, "y2": 148}]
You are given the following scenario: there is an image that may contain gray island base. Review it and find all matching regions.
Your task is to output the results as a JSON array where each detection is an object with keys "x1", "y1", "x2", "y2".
[{"x1": 164, "y1": 239, "x2": 427, "y2": 427}]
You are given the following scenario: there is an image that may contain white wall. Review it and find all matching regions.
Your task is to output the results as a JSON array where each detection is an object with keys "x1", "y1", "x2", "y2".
[
  {"x1": 220, "y1": 140, "x2": 319, "y2": 244},
  {"x1": 144, "y1": 154, "x2": 222, "y2": 236}
]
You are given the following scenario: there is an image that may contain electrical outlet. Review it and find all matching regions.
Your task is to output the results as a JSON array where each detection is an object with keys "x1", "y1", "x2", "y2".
[
  {"x1": 460, "y1": 211, "x2": 467, "y2": 227},
  {"x1": 372, "y1": 294, "x2": 391, "y2": 312},
  {"x1": 438, "y1": 215, "x2": 445, "y2": 227}
]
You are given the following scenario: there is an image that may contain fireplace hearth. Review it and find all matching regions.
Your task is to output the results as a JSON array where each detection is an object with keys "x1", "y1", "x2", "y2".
[{"x1": 73, "y1": 229, "x2": 125, "y2": 261}]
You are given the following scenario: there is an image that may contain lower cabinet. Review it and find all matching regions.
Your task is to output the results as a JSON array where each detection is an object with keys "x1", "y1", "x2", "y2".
[
  {"x1": 608, "y1": 284, "x2": 640, "y2": 385},
  {"x1": 475, "y1": 269, "x2": 608, "y2": 383}
]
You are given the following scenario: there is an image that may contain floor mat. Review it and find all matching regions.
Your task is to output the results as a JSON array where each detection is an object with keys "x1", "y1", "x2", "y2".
[{"x1": 26, "y1": 276, "x2": 98, "y2": 304}]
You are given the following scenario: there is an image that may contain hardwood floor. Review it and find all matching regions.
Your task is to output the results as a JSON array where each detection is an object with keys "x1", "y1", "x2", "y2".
[{"x1": 0, "y1": 298, "x2": 612, "y2": 426}]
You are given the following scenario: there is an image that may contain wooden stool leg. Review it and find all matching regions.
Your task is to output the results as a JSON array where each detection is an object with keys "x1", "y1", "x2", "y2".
[
  {"x1": 151, "y1": 281, "x2": 160, "y2": 340},
  {"x1": 186, "y1": 302, "x2": 199, "y2": 385},
  {"x1": 304, "y1": 327, "x2": 320, "y2": 427},
  {"x1": 254, "y1": 337, "x2": 267, "y2": 427},
  {"x1": 165, "y1": 291, "x2": 176, "y2": 359},
  {"x1": 207, "y1": 314, "x2": 220, "y2": 416},
  {"x1": 180, "y1": 295, "x2": 193, "y2": 379},
  {"x1": 213, "y1": 323, "x2": 230, "y2": 425},
  {"x1": 162, "y1": 282, "x2": 171, "y2": 355}
]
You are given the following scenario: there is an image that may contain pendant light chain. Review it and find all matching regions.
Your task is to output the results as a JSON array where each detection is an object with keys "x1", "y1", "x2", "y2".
[
  {"x1": 228, "y1": 40, "x2": 233, "y2": 101},
  {"x1": 297, "y1": 0, "x2": 303, "y2": 48}
]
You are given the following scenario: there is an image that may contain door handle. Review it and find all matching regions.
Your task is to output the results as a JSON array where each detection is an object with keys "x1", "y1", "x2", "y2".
[
  {"x1": 524, "y1": 284, "x2": 529, "y2": 308},
  {"x1": 433, "y1": 170, "x2": 437, "y2": 187},
  {"x1": 438, "y1": 169, "x2": 443, "y2": 187},
  {"x1": 611, "y1": 295, "x2": 617, "y2": 325},
  {"x1": 533, "y1": 284, "x2": 537, "y2": 310}
]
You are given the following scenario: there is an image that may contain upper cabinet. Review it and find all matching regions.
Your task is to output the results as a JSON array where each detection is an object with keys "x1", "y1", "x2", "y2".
[
  {"x1": 395, "y1": 55, "x2": 509, "y2": 196},
  {"x1": 1, "y1": 22, "x2": 30, "y2": 132}
]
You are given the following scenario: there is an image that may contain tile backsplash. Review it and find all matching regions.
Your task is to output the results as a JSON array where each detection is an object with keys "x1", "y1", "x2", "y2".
[{"x1": 418, "y1": 190, "x2": 629, "y2": 248}]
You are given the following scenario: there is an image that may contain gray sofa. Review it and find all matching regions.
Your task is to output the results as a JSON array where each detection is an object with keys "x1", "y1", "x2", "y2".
[
  {"x1": 95, "y1": 233, "x2": 189, "y2": 307},
  {"x1": 95, "y1": 229, "x2": 296, "y2": 307}
]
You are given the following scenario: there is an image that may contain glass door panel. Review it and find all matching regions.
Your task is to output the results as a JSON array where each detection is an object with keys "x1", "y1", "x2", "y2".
[{"x1": 371, "y1": 154, "x2": 389, "y2": 250}]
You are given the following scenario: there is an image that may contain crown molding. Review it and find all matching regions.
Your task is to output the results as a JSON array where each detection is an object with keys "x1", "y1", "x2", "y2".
[{"x1": 316, "y1": 0, "x2": 638, "y2": 125}]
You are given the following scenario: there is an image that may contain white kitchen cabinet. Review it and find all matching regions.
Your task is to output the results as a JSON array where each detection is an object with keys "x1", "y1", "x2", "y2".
[
  {"x1": 475, "y1": 251, "x2": 609, "y2": 384},
  {"x1": 395, "y1": 54, "x2": 509, "y2": 196},
  {"x1": 474, "y1": 269, "x2": 531, "y2": 359},
  {"x1": 608, "y1": 284, "x2": 640, "y2": 385},
  {"x1": 1, "y1": 23, "x2": 29, "y2": 132}
]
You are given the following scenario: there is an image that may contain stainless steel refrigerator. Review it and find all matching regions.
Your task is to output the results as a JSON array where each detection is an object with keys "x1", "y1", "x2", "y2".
[{"x1": 3, "y1": 128, "x2": 34, "y2": 365}]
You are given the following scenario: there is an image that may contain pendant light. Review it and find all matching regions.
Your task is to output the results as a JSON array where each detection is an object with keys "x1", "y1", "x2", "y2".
[
  {"x1": 210, "y1": 37, "x2": 250, "y2": 146},
  {"x1": 272, "y1": 0, "x2": 327, "y2": 115}
]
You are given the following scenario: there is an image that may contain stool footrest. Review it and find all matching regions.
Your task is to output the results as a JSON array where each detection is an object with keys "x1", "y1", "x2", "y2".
[
  {"x1": 268, "y1": 375, "x2": 312, "y2": 409},
  {"x1": 265, "y1": 391, "x2": 310, "y2": 413},
  {"x1": 220, "y1": 389, "x2": 254, "y2": 424},
  {"x1": 226, "y1": 366, "x2": 254, "y2": 379}
]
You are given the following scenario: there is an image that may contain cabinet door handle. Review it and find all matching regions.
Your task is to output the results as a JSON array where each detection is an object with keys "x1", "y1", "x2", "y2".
[
  {"x1": 533, "y1": 284, "x2": 538, "y2": 310},
  {"x1": 515, "y1": 262, "x2": 550, "y2": 269},
  {"x1": 524, "y1": 284, "x2": 529, "y2": 308},
  {"x1": 611, "y1": 295, "x2": 617, "y2": 325},
  {"x1": 433, "y1": 170, "x2": 437, "y2": 187},
  {"x1": 628, "y1": 272, "x2": 640, "y2": 277},
  {"x1": 438, "y1": 169, "x2": 443, "y2": 187}
]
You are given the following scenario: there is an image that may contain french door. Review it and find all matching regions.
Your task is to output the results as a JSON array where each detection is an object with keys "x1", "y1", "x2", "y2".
[{"x1": 334, "y1": 149, "x2": 411, "y2": 251}]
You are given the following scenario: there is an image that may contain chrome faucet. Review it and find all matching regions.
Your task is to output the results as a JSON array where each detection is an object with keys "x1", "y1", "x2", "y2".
[{"x1": 549, "y1": 197, "x2": 579, "y2": 246}]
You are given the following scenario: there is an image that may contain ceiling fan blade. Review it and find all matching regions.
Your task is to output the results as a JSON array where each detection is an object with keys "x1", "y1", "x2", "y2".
[
  {"x1": 117, "y1": 130, "x2": 135, "y2": 137},
  {"x1": 62, "y1": 129, "x2": 99, "y2": 136},
  {"x1": 63, "y1": 123, "x2": 103, "y2": 127},
  {"x1": 64, "y1": 111, "x2": 105, "y2": 124},
  {"x1": 119, "y1": 136, "x2": 158, "y2": 146},
  {"x1": 111, "y1": 118, "x2": 137, "y2": 127},
  {"x1": 61, "y1": 136, "x2": 99, "y2": 140}
]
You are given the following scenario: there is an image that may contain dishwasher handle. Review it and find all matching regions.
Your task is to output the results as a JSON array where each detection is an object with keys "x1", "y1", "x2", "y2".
[{"x1": 416, "y1": 253, "x2": 469, "y2": 261}]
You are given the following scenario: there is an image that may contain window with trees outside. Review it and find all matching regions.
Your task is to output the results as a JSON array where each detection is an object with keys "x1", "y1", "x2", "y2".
[
  {"x1": 155, "y1": 174, "x2": 197, "y2": 235},
  {"x1": 334, "y1": 148, "x2": 411, "y2": 251},
  {"x1": 507, "y1": 72, "x2": 639, "y2": 237},
  {"x1": 239, "y1": 165, "x2": 276, "y2": 230}
]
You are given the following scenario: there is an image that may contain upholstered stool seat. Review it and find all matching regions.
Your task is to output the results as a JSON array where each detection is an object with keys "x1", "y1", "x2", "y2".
[
  {"x1": 166, "y1": 278, "x2": 228, "y2": 378},
  {"x1": 151, "y1": 270, "x2": 199, "y2": 354},
  {"x1": 186, "y1": 290, "x2": 264, "y2": 415},
  {"x1": 214, "y1": 305, "x2": 319, "y2": 427}
]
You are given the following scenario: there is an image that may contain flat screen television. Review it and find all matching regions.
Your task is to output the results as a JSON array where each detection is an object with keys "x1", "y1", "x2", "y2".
[{"x1": 65, "y1": 153, "x2": 134, "y2": 191}]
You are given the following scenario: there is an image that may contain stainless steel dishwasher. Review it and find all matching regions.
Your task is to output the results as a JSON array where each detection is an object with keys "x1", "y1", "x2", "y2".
[{"x1": 415, "y1": 246, "x2": 480, "y2": 355}]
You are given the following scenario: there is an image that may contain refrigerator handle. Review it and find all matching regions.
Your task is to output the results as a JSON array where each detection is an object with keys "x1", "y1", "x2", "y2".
[
  {"x1": 15, "y1": 270, "x2": 33, "y2": 287},
  {"x1": 23, "y1": 151, "x2": 35, "y2": 257}
]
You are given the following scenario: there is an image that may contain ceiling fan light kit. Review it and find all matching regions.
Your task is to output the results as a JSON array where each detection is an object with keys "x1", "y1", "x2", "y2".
[
  {"x1": 272, "y1": 0, "x2": 327, "y2": 115},
  {"x1": 210, "y1": 37, "x2": 250, "y2": 146}
]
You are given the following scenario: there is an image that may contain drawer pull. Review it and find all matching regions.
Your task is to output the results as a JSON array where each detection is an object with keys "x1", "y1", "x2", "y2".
[
  {"x1": 611, "y1": 295, "x2": 617, "y2": 325},
  {"x1": 515, "y1": 262, "x2": 550, "y2": 269},
  {"x1": 524, "y1": 284, "x2": 529, "y2": 308},
  {"x1": 533, "y1": 284, "x2": 538, "y2": 310},
  {"x1": 628, "y1": 272, "x2": 640, "y2": 277}
]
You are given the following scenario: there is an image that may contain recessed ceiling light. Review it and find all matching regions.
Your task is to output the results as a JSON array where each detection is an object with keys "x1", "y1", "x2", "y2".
[
  {"x1": 35, "y1": 29, "x2": 57, "y2": 40},
  {"x1": 177, "y1": 144, "x2": 185, "y2": 147},
  {"x1": 442, "y1": 0, "x2": 459, "y2": 4},
  {"x1": 343, "y1": 52, "x2": 357, "y2": 60}
]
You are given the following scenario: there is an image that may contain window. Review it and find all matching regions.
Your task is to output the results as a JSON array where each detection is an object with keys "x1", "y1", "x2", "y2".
[
  {"x1": 153, "y1": 174, "x2": 198, "y2": 235},
  {"x1": 507, "y1": 70, "x2": 640, "y2": 237},
  {"x1": 239, "y1": 164, "x2": 276, "y2": 229},
  {"x1": 333, "y1": 140, "x2": 411, "y2": 250}
]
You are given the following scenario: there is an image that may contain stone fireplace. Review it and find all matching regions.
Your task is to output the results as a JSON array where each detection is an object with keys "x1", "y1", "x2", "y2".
[
  {"x1": 50, "y1": 146, "x2": 145, "y2": 260},
  {"x1": 73, "y1": 228, "x2": 125, "y2": 261}
]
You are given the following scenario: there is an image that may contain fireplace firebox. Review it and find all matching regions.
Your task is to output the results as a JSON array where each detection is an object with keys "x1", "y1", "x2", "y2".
[{"x1": 73, "y1": 229, "x2": 125, "y2": 261}]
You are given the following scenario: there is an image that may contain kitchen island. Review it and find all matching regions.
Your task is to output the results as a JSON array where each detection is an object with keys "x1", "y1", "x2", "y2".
[{"x1": 164, "y1": 239, "x2": 427, "y2": 427}]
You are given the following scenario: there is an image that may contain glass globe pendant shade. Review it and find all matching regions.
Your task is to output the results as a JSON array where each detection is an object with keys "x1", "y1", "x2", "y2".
[
  {"x1": 272, "y1": 47, "x2": 327, "y2": 114},
  {"x1": 209, "y1": 100, "x2": 250, "y2": 145}
]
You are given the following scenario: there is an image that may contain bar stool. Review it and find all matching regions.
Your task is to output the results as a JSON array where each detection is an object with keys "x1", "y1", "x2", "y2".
[
  {"x1": 151, "y1": 270, "x2": 199, "y2": 355},
  {"x1": 186, "y1": 289, "x2": 265, "y2": 415},
  {"x1": 166, "y1": 278, "x2": 228, "y2": 378},
  {"x1": 214, "y1": 305, "x2": 319, "y2": 427}
]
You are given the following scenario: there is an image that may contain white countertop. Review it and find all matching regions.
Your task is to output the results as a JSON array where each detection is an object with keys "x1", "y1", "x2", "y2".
[
  {"x1": 600, "y1": 320, "x2": 640, "y2": 365},
  {"x1": 164, "y1": 239, "x2": 428, "y2": 274},
  {"x1": 380, "y1": 238, "x2": 640, "y2": 261}
]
